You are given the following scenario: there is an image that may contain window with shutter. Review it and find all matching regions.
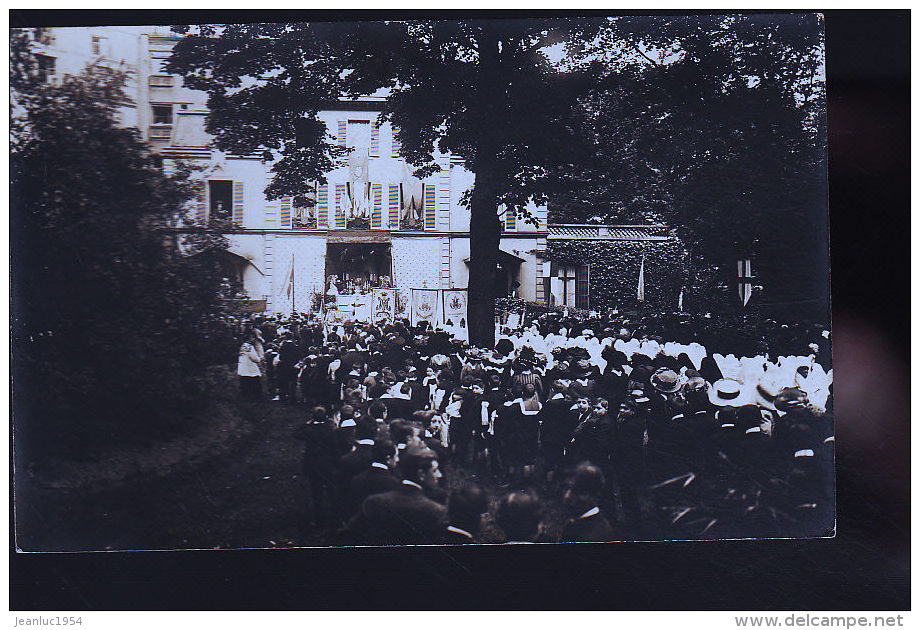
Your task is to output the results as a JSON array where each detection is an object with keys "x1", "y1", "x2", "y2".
[
  {"x1": 293, "y1": 184, "x2": 317, "y2": 229},
  {"x1": 575, "y1": 265, "x2": 590, "y2": 309},
  {"x1": 388, "y1": 185, "x2": 400, "y2": 230},
  {"x1": 391, "y1": 125, "x2": 401, "y2": 157},
  {"x1": 232, "y1": 182, "x2": 244, "y2": 226},
  {"x1": 424, "y1": 184, "x2": 436, "y2": 231},
  {"x1": 195, "y1": 181, "x2": 207, "y2": 224},
  {"x1": 317, "y1": 184, "x2": 329, "y2": 228},
  {"x1": 371, "y1": 184, "x2": 383, "y2": 229},
  {"x1": 334, "y1": 184, "x2": 347, "y2": 228},
  {"x1": 208, "y1": 180, "x2": 232, "y2": 222},
  {"x1": 280, "y1": 196, "x2": 292, "y2": 229},
  {"x1": 370, "y1": 124, "x2": 380, "y2": 157}
]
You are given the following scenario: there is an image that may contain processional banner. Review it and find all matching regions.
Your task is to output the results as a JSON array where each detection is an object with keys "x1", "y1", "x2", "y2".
[
  {"x1": 395, "y1": 288, "x2": 411, "y2": 320},
  {"x1": 411, "y1": 289, "x2": 440, "y2": 327},
  {"x1": 442, "y1": 289, "x2": 468, "y2": 326},
  {"x1": 371, "y1": 288, "x2": 396, "y2": 322}
]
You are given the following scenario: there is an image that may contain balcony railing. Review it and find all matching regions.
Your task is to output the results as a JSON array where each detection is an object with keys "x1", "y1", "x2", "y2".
[
  {"x1": 547, "y1": 224, "x2": 670, "y2": 241},
  {"x1": 148, "y1": 124, "x2": 172, "y2": 141},
  {"x1": 148, "y1": 75, "x2": 174, "y2": 88}
]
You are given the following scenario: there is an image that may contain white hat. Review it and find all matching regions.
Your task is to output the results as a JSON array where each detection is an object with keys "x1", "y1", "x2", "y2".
[{"x1": 708, "y1": 379, "x2": 755, "y2": 407}]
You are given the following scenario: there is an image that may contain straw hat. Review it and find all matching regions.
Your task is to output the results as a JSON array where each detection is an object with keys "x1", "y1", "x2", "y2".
[{"x1": 708, "y1": 379, "x2": 754, "y2": 407}]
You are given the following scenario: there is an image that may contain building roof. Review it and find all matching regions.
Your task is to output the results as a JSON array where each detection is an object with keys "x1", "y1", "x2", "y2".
[{"x1": 547, "y1": 224, "x2": 670, "y2": 241}]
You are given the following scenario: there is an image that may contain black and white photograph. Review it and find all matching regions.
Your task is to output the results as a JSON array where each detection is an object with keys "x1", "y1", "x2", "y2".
[{"x1": 12, "y1": 13, "x2": 835, "y2": 555}]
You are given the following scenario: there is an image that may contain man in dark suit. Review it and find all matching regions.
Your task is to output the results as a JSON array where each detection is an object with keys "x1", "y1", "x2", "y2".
[
  {"x1": 342, "y1": 445, "x2": 447, "y2": 545},
  {"x1": 346, "y1": 439, "x2": 400, "y2": 517},
  {"x1": 292, "y1": 406, "x2": 339, "y2": 527},
  {"x1": 538, "y1": 380, "x2": 576, "y2": 481},
  {"x1": 441, "y1": 484, "x2": 489, "y2": 544},
  {"x1": 560, "y1": 462, "x2": 617, "y2": 543},
  {"x1": 338, "y1": 418, "x2": 378, "y2": 485}
]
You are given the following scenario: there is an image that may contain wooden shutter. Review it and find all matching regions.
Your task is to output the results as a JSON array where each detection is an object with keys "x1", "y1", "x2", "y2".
[
  {"x1": 195, "y1": 181, "x2": 207, "y2": 224},
  {"x1": 280, "y1": 196, "x2": 292, "y2": 229},
  {"x1": 391, "y1": 125, "x2": 400, "y2": 157},
  {"x1": 388, "y1": 185, "x2": 400, "y2": 230},
  {"x1": 371, "y1": 183, "x2": 383, "y2": 229},
  {"x1": 334, "y1": 184, "x2": 347, "y2": 228},
  {"x1": 317, "y1": 184, "x2": 329, "y2": 228},
  {"x1": 424, "y1": 184, "x2": 436, "y2": 231},
  {"x1": 232, "y1": 182, "x2": 244, "y2": 226},
  {"x1": 370, "y1": 124, "x2": 380, "y2": 157},
  {"x1": 336, "y1": 120, "x2": 347, "y2": 147},
  {"x1": 336, "y1": 119, "x2": 347, "y2": 167},
  {"x1": 575, "y1": 265, "x2": 590, "y2": 309}
]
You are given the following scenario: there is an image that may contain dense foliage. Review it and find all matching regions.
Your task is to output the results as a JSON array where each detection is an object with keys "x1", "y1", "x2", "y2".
[
  {"x1": 551, "y1": 15, "x2": 828, "y2": 320},
  {"x1": 547, "y1": 237, "x2": 743, "y2": 316},
  {"x1": 11, "y1": 30, "x2": 240, "y2": 458}
]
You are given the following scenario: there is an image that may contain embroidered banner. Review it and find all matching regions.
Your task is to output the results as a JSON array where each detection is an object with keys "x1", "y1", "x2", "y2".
[
  {"x1": 442, "y1": 289, "x2": 468, "y2": 327},
  {"x1": 395, "y1": 288, "x2": 411, "y2": 320},
  {"x1": 411, "y1": 288, "x2": 439, "y2": 327},
  {"x1": 371, "y1": 288, "x2": 396, "y2": 322}
]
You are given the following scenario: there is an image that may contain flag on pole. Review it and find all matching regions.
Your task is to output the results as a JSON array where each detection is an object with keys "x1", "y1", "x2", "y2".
[
  {"x1": 637, "y1": 253, "x2": 645, "y2": 302},
  {"x1": 281, "y1": 253, "x2": 295, "y2": 300},
  {"x1": 678, "y1": 287, "x2": 684, "y2": 312}
]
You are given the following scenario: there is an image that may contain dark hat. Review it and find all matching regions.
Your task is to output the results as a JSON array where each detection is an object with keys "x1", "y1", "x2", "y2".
[
  {"x1": 774, "y1": 387, "x2": 808, "y2": 412},
  {"x1": 651, "y1": 368, "x2": 682, "y2": 393}
]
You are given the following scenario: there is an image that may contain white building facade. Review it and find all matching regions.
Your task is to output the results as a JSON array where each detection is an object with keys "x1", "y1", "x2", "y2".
[{"x1": 25, "y1": 25, "x2": 668, "y2": 319}]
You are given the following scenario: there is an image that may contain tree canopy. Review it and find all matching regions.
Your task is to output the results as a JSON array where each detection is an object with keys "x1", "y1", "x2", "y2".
[
  {"x1": 167, "y1": 19, "x2": 606, "y2": 346},
  {"x1": 553, "y1": 14, "x2": 827, "y2": 317},
  {"x1": 11, "y1": 29, "x2": 239, "y2": 456}
]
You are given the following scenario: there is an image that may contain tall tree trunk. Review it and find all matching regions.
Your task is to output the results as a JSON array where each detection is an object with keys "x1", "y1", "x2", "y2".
[
  {"x1": 467, "y1": 170, "x2": 501, "y2": 348},
  {"x1": 467, "y1": 25, "x2": 503, "y2": 349}
]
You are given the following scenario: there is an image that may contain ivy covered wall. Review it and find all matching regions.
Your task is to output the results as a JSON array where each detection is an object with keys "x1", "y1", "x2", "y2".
[{"x1": 546, "y1": 237, "x2": 737, "y2": 315}]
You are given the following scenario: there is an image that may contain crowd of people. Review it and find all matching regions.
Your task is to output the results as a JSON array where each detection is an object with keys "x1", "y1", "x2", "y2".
[{"x1": 236, "y1": 309, "x2": 834, "y2": 545}]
